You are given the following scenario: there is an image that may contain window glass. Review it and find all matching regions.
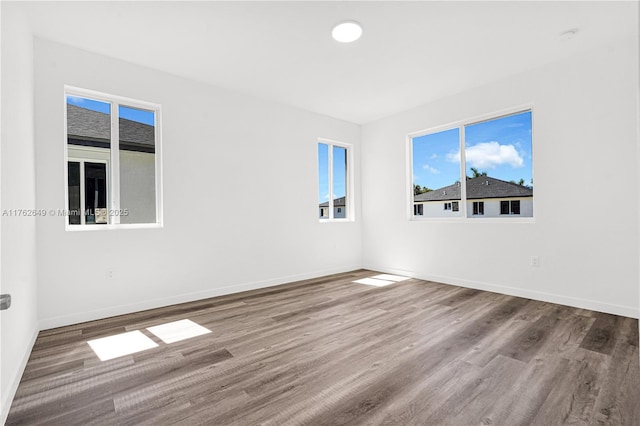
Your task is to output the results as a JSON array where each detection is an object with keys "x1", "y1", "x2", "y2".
[
  {"x1": 84, "y1": 163, "x2": 107, "y2": 224},
  {"x1": 465, "y1": 111, "x2": 533, "y2": 218},
  {"x1": 500, "y1": 201, "x2": 510, "y2": 215},
  {"x1": 318, "y1": 143, "x2": 329, "y2": 219},
  {"x1": 119, "y1": 105, "x2": 156, "y2": 224},
  {"x1": 66, "y1": 95, "x2": 111, "y2": 226},
  {"x1": 318, "y1": 141, "x2": 351, "y2": 221},
  {"x1": 412, "y1": 128, "x2": 462, "y2": 218},
  {"x1": 68, "y1": 162, "x2": 81, "y2": 225},
  {"x1": 511, "y1": 200, "x2": 521, "y2": 215},
  {"x1": 333, "y1": 146, "x2": 347, "y2": 219}
]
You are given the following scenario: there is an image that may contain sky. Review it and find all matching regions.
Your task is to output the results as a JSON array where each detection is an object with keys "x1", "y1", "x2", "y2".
[
  {"x1": 412, "y1": 110, "x2": 533, "y2": 190},
  {"x1": 67, "y1": 95, "x2": 155, "y2": 126},
  {"x1": 318, "y1": 144, "x2": 347, "y2": 203}
]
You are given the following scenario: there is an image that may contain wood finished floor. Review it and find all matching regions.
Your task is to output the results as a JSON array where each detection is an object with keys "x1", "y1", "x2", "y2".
[{"x1": 6, "y1": 270, "x2": 640, "y2": 425}]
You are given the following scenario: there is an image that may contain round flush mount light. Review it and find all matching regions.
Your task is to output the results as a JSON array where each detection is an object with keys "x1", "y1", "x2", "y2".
[{"x1": 332, "y1": 21, "x2": 363, "y2": 43}]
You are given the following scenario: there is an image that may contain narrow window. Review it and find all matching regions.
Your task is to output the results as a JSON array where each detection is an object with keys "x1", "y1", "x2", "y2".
[
  {"x1": 500, "y1": 201, "x2": 510, "y2": 215},
  {"x1": 511, "y1": 200, "x2": 521, "y2": 215},
  {"x1": 414, "y1": 204, "x2": 424, "y2": 216},
  {"x1": 67, "y1": 162, "x2": 81, "y2": 225},
  {"x1": 452, "y1": 201, "x2": 459, "y2": 212},
  {"x1": 318, "y1": 140, "x2": 351, "y2": 220},
  {"x1": 473, "y1": 201, "x2": 484, "y2": 216}
]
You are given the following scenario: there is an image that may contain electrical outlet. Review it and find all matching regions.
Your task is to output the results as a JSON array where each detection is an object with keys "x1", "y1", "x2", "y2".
[
  {"x1": 106, "y1": 269, "x2": 114, "y2": 280},
  {"x1": 530, "y1": 256, "x2": 540, "y2": 267}
]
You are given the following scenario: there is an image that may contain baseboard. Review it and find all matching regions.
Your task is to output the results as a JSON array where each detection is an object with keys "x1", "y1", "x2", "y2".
[
  {"x1": 364, "y1": 264, "x2": 640, "y2": 319},
  {"x1": 39, "y1": 264, "x2": 362, "y2": 330},
  {"x1": 1, "y1": 325, "x2": 38, "y2": 425}
]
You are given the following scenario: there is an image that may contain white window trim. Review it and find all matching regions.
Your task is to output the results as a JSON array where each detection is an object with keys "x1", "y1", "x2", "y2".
[
  {"x1": 64, "y1": 86, "x2": 164, "y2": 231},
  {"x1": 318, "y1": 138, "x2": 354, "y2": 222},
  {"x1": 407, "y1": 103, "x2": 535, "y2": 223}
]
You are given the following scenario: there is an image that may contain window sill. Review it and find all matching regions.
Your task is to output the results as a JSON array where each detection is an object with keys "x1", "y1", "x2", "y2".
[
  {"x1": 410, "y1": 216, "x2": 535, "y2": 224},
  {"x1": 319, "y1": 218, "x2": 355, "y2": 223},
  {"x1": 65, "y1": 223, "x2": 163, "y2": 232}
]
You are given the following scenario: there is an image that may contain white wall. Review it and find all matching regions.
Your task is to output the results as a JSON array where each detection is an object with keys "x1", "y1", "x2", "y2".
[
  {"x1": 362, "y1": 37, "x2": 640, "y2": 318},
  {"x1": 34, "y1": 38, "x2": 361, "y2": 329},
  {"x1": 0, "y1": 4, "x2": 39, "y2": 423}
]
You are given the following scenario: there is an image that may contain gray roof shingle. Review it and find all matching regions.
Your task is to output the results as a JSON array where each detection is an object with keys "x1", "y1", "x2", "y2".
[
  {"x1": 414, "y1": 176, "x2": 532, "y2": 202},
  {"x1": 67, "y1": 104, "x2": 155, "y2": 150}
]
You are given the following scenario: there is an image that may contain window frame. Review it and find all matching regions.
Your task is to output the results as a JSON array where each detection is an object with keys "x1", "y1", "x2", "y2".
[
  {"x1": 317, "y1": 138, "x2": 354, "y2": 222},
  {"x1": 64, "y1": 86, "x2": 163, "y2": 231},
  {"x1": 407, "y1": 104, "x2": 534, "y2": 222}
]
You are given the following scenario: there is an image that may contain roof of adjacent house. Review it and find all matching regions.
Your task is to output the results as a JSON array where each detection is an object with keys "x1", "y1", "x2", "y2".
[
  {"x1": 414, "y1": 176, "x2": 533, "y2": 202},
  {"x1": 66, "y1": 104, "x2": 155, "y2": 150},
  {"x1": 319, "y1": 196, "x2": 346, "y2": 208}
]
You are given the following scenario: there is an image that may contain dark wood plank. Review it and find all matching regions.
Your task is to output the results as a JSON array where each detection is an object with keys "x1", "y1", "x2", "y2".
[{"x1": 579, "y1": 312, "x2": 623, "y2": 355}]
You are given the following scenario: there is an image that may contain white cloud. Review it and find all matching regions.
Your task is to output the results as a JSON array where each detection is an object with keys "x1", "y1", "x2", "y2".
[
  {"x1": 430, "y1": 153, "x2": 438, "y2": 160},
  {"x1": 447, "y1": 141, "x2": 523, "y2": 169},
  {"x1": 422, "y1": 164, "x2": 440, "y2": 174}
]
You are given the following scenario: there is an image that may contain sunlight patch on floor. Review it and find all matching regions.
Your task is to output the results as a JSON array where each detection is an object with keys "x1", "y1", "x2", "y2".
[
  {"x1": 146, "y1": 319, "x2": 212, "y2": 344},
  {"x1": 87, "y1": 330, "x2": 158, "y2": 361},
  {"x1": 354, "y1": 273, "x2": 410, "y2": 287},
  {"x1": 372, "y1": 274, "x2": 410, "y2": 282},
  {"x1": 353, "y1": 277, "x2": 396, "y2": 287}
]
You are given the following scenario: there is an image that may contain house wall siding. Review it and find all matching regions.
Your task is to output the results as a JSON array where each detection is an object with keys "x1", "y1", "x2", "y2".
[
  {"x1": 362, "y1": 36, "x2": 639, "y2": 318},
  {"x1": 34, "y1": 38, "x2": 362, "y2": 329}
]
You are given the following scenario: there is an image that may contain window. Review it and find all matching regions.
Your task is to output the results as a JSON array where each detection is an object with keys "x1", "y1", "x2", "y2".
[
  {"x1": 473, "y1": 201, "x2": 484, "y2": 216},
  {"x1": 318, "y1": 140, "x2": 352, "y2": 220},
  {"x1": 410, "y1": 109, "x2": 532, "y2": 219},
  {"x1": 414, "y1": 204, "x2": 424, "y2": 216},
  {"x1": 65, "y1": 88, "x2": 162, "y2": 228},
  {"x1": 501, "y1": 200, "x2": 521, "y2": 215}
]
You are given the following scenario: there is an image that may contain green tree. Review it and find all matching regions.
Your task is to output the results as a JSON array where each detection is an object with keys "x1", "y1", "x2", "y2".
[
  {"x1": 413, "y1": 184, "x2": 432, "y2": 195},
  {"x1": 470, "y1": 167, "x2": 487, "y2": 178}
]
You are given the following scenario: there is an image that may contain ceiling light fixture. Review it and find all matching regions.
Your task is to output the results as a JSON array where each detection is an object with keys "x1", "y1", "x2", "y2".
[{"x1": 332, "y1": 21, "x2": 363, "y2": 43}]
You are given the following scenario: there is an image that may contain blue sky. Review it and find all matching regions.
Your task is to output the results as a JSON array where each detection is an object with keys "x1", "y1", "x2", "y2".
[
  {"x1": 318, "y1": 144, "x2": 347, "y2": 203},
  {"x1": 412, "y1": 111, "x2": 533, "y2": 190},
  {"x1": 67, "y1": 95, "x2": 155, "y2": 126}
]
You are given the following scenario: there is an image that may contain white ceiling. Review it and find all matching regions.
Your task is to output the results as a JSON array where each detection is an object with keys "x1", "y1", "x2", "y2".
[{"x1": 15, "y1": 1, "x2": 639, "y2": 124}]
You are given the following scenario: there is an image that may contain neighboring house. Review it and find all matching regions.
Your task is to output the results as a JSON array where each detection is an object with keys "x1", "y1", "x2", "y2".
[
  {"x1": 414, "y1": 175, "x2": 533, "y2": 217},
  {"x1": 319, "y1": 196, "x2": 346, "y2": 219},
  {"x1": 67, "y1": 104, "x2": 156, "y2": 225}
]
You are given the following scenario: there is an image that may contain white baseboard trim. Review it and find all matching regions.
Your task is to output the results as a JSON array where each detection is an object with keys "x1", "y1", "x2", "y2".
[
  {"x1": 1, "y1": 325, "x2": 38, "y2": 425},
  {"x1": 39, "y1": 264, "x2": 362, "y2": 330},
  {"x1": 364, "y1": 264, "x2": 640, "y2": 319}
]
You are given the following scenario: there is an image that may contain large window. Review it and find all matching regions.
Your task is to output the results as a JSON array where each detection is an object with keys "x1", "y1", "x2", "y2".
[
  {"x1": 410, "y1": 109, "x2": 533, "y2": 219},
  {"x1": 65, "y1": 88, "x2": 162, "y2": 228},
  {"x1": 318, "y1": 140, "x2": 352, "y2": 220}
]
